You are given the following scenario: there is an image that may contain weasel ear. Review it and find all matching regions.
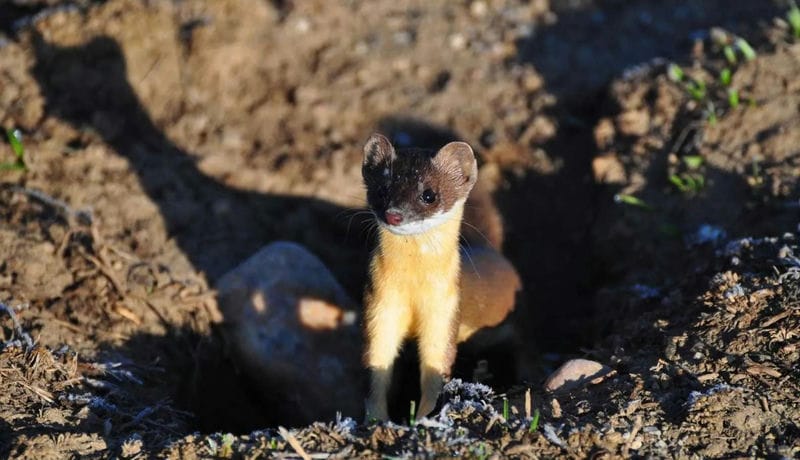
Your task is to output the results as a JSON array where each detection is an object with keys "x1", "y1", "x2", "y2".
[
  {"x1": 434, "y1": 141, "x2": 478, "y2": 189},
  {"x1": 363, "y1": 133, "x2": 396, "y2": 166}
]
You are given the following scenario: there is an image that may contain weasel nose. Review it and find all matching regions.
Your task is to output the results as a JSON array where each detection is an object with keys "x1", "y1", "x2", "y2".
[{"x1": 385, "y1": 211, "x2": 403, "y2": 226}]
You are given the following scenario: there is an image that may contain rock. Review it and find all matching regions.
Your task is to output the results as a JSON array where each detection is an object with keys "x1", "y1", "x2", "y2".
[
  {"x1": 544, "y1": 359, "x2": 613, "y2": 393},
  {"x1": 593, "y1": 117, "x2": 615, "y2": 149},
  {"x1": 215, "y1": 241, "x2": 363, "y2": 425},
  {"x1": 592, "y1": 153, "x2": 626, "y2": 184},
  {"x1": 616, "y1": 109, "x2": 650, "y2": 137}
]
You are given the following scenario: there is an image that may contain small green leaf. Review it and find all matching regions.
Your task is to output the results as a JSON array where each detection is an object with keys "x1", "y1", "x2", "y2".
[
  {"x1": 723, "y1": 45, "x2": 737, "y2": 65},
  {"x1": 614, "y1": 194, "x2": 652, "y2": 210},
  {"x1": 686, "y1": 79, "x2": 706, "y2": 101},
  {"x1": 529, "y1": 409, "x2": 541, "y2": 433},
  {"x1": 682, "y1": 155, "x2": 704, "y2": 170},
  {"x1": 667, "y1": 63, "x2": 684, "y2": 82},
  {"x1": 3, "y1": 129, "x2": 27, "y2": 172},
  {"x1": 719, "y1": 68, "x2": 732, "y2": 86},
  {"x1": 502, "y1": 397, "x2": 509, "y2": 420},
  {"x1": 6, "y1": 129, "x2": 24, "y2": 159},
  {"x1": 409, "y1": 400, "x2": 416, "y2": 426},
  {"x1": 728, "y1": 88, "x2": 740, "y2": 108},
  {"x1": 788, "y1": 1, "x2": 800, "y2": 38},
  {"x1": 735, "y1": 38, "x2": 756, "y2": 61},
  {"x1": 669, "y1": 174, "x2": 688, "y2": 192}
]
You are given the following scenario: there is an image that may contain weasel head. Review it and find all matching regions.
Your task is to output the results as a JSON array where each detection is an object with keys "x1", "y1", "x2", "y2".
[{"x1": 361, "y1": 133, "x2": 478, "y2": 236}]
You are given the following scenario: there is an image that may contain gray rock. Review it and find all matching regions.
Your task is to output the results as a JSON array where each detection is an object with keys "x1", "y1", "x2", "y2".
[{"x1": 216, "y1": 241, "x2": 363, "y2": 424}]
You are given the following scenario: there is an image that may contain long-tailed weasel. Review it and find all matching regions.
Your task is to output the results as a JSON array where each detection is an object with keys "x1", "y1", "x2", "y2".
[{"x1": 361, "y1": 133, "x2": 520, "y2": 421}]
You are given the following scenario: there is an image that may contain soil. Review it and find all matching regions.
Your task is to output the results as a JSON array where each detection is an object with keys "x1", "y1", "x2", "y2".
[{"x1": 1, "y1": 0, "x2": 799, "y2": 458}]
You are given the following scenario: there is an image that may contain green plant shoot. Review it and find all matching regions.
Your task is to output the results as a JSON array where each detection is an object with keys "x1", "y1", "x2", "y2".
[
  {"x1": 409, "y1": 400, "x2": 416, "y2": 425},
  {"x1": 735, "y1": 38, "x2": 756, "y2": 61},
  {"x1": 728, "y1": 88, "x2": 740, "y2": 108},
  {"x1": 667, "y1": 63, "x2": 685, "y2": 82},
  {"x1": 682, "y1": 155, "x2": 704, "y2": 170},
  {"x1": 723, "y1": 45, "x2": 737, "y2": 65},
  {"x1": 788, "y1": 0, "x2": 800, "y2": 38},
  {"x1": 2, "y1": 129, "x2": 27, "y2": 172},
  {"x1": 614, "y1": 194, "x2": 652, "y2": 210},
  {"x1": 719, "y1": 68, "x2": 732, "y2": 86},
  {"x1": 529, "y1": 409, "x2": 541, "y2": 433},
  {"x1": 686, "y1": 79, "x2": 706, "y2": 101},
  {"x1": 502, "y1": 397, "x2": 509, "y2": 420}
]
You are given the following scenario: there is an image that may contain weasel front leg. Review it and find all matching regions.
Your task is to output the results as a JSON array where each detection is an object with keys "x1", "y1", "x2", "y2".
[
  {"x1": 364, "y1": 293, "x2": 411, "y2": 421},
  {"x1": 416, "y1": 292, "x2": 458, "y2": 418}
]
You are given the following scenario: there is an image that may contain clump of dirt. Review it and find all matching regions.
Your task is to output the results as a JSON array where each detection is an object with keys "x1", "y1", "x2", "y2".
[{"x1": 1, "y1": 0, "x2": 799, "y2": 458}]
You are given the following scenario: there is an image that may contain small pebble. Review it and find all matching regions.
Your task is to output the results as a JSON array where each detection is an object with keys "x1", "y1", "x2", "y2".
[{"x1": 544, "y1": 359, "x2": 613, "y2": 392}]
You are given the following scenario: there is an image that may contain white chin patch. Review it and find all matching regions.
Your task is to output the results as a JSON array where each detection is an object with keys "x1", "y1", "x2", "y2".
[{"x1": 379, "y1": 202, "x2": 461, "y2": 236}]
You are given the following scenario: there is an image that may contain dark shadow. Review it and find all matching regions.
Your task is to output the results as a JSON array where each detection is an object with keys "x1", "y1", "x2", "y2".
[
  {"x1": 519, "y1": 0, "x2": 781, "y2": 101},
  {"x1": 29, "y1": 33, "x2": 373, "y2": 295},
  {"x1": 28, "y1": 33, "x2": 374, "y2": 432}
]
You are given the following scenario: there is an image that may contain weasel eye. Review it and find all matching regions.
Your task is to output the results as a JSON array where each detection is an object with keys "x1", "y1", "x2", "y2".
[{"x1": 420, "y1": 189, "x2": 437, "y2": 204}]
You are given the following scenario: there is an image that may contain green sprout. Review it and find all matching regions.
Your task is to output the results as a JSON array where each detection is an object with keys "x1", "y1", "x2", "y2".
[
  {"x1": 529, "y1": 409, "x2": 541, "y2": 433},
  {"x1": 614, "y1": 194, "x2": 652, "y2": 210},
  {"x1": 667, "y1": 63, "x2": 685, "y2": 82},
  {"x1": 788, "y1": 1, "x2": 800, "y2": 38},
  {"x1": 682, "y1": 155, "x2": 704, "y2": 170},
  {"x1": 502, "y1": 397, "x2": 509, "y2": 420},
  {"x1": 723, "y1": 45, "x2": 737, "y2": 65},
  {"x1": 669, "y1": 173, "x2": 705, "y2": 193},
  {"x1": 1, "y1": 128, "x2": 27, "y2": 172},
  {"x1": 219, "y1": 433, "x2": 234, "y2": 458},
  {"x1": 728, "y1": 88, "x2": 740, "y2": 108},
  {"x1": 735, "y1": 38, "x2": 756, "y2": 61},
  {"x1": 269, "y1": 438, "x2": 278, "y2": 449},
  {"x1": 409, "y1": 400, "x2": 416, "y2": 426},
  {"x1": 686, "y1": 79, "x2": 706, "y2": 101},
  {"x1": 719, "y1": 68, "x2": 732, "y2": 86}
]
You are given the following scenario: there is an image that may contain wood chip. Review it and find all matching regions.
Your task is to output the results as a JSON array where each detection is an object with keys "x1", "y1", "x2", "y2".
[
  {"x1": 113, "y1": 302, "x2": 141, "y2": 325},
  {"x1": 524, "y1": 388, "x2": 531, "y2": 419},
  {"x1": 278, "y1": 426, "x2": 311, "y2": 460},
  {"x1": 746, "y1": 364, "x2": 782, "y2": 378},
  {"x1": 761, "y1": 310, "x2": 791, "y2": 328},
  {"x1": 550, "y1": 398, "x2": 562, "y2": 419},
  {"x1": 697, "y1": 372, "x2": 718, "y2": 382},
  {"x1": 484, "y1": 413, "x2": 502, "y2": 434}
]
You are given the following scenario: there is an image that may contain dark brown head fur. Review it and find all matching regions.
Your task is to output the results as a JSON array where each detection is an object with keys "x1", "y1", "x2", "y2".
[{"x1": 362, "y1": 133, "x2": 477, "y2": 232}]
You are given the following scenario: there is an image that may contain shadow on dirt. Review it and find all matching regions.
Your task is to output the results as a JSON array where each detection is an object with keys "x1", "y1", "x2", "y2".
[
  {"x1": 521, "y1": 0, "x2": 780, "y2": 99},
  {"x1": 30, "y1": 33, "x2": 372, "y2": 293},
  {"x1": 28, "y1": 33, "x2": 375, "y2": 432}
]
